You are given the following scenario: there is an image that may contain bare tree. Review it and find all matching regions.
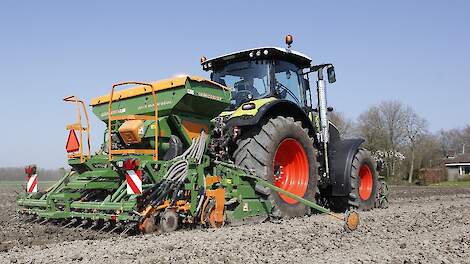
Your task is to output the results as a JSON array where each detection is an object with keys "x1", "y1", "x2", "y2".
[
  {"x1": 357, "y1": 100, "x2": 407, "y2": 178},
  {"x1": 438, "y1": 125, "x2": 470, "y2": 156},
  {"x1": 357, "y1": 106, "x2": 386, "y2": 152},
  {"x1": 403, "y1": 107, "x2": 428, "y2": 183},
  {"x1": 379, "y1": 101, "x2": 408, "y2": 176},
  {"x1": 416, "y1": 134, "x2": 442, "y2": 169}
]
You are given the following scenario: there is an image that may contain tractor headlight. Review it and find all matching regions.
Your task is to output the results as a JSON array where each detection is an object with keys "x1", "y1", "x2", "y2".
[{"x1": 241, "y1": 103, "x2": 256, "y2": 110}]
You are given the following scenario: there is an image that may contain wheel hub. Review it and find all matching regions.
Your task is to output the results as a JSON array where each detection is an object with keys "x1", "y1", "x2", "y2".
[
  {"x1": 272, "y1": 138, "x2": 309, "y2": 204},
  {"x1": 358, "y1": 164, "x2": 373, "y2": 200}
]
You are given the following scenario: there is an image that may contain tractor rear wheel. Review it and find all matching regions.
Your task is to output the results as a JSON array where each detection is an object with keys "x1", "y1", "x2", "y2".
[
  {"x1": 233, "y1": 116, "x2": 317, "y2": 218},
  {"x1": 348, "y1": 149, "x2": 378, "y2": 210}
]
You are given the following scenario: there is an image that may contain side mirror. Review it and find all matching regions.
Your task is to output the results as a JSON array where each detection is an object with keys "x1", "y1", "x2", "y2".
[{"x1": 327, "y1": 66, "x2": 336, "y2": 83}]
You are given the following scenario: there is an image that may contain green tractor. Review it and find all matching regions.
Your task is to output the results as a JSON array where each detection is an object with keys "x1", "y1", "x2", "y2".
[
  {"x1": 16, "y1": 36, "x2": 384, "y2": 234},
  {"x1": 203, "y1": 35, "x2": 379, "y2": 214}
]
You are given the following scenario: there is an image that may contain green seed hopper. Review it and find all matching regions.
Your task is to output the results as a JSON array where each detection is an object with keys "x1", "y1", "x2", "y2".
[
  {"x1": 91, "y1": 76, "x2": 231, "y2": 160},
  {"x1": 17, "y1": 75, "x2": 358, "y2": 234}
]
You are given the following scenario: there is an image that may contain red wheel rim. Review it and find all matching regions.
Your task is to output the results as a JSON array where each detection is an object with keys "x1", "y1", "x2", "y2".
[
  {"x1": 273, "y1": 138, "x2": 309, "y2": 204},
  {"x1": 359, "y1": 164, "x2": 373, "y2": 200}
]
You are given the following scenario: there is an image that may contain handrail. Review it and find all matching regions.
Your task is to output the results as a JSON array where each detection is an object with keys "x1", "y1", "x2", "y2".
[
  {"x1": 63, "y1": 95, "x2": 91, "y2": 163},
  {"x1": 107, "y1": 82, "x2": 158, "y2": 161}
]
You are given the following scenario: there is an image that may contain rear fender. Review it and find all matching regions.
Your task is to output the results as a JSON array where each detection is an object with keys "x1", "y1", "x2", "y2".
[{"x1": 328, "y1": 138, "x2": 365, "y2": 196}]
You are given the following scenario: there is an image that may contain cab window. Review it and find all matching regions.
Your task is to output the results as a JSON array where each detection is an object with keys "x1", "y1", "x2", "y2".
[
  {"x1": 274, "y1": 61, "x2": 302, "y2": 105},
  {"x1": 212, "y1": 60, "x2": 271, "y2": 109}
]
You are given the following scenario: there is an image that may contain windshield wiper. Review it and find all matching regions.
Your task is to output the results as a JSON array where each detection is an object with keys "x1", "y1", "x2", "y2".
[{"x1": 275, "y1": 81, "x2": 301, "y2": 105}]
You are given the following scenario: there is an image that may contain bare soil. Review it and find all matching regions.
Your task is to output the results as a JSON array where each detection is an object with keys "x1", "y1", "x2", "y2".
[{"x1": 1, "y1": 184, "x2": 469, "y2": 264}]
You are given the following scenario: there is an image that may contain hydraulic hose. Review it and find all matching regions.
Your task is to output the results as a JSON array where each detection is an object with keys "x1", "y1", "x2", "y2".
[{"x1": 144, "y1": 131, "x2": 207, "y2": 209}]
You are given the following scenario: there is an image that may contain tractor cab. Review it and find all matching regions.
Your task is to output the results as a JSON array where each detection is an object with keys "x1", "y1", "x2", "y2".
[
  {"x1": 202, "y1": 47, "x2": 313, "y2": 110},
  {"x1": 201, "y1": 38, "x2": 338, "y2": 156}
]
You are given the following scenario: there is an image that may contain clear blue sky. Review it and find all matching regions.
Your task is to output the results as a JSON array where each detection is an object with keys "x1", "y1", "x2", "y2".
[{"x1": 0, "y1": 1, "x2": 469, "y2": 168}]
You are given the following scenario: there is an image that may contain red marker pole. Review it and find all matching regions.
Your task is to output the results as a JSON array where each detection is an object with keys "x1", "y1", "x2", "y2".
[{"x1": 25, "y1": 165, "x2": 38, "y2": 193}]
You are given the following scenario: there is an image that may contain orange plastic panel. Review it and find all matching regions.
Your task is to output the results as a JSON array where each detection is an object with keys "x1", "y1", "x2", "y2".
[
  {"x1": 66, "y1": 129, "x2": 80, "y2": 153},
  {"x1": 118, "y1": 120, "x2": 144, "y2": 144},
  {"x1": 181, "y1": 120, "x2": 208, "y2": 140}
]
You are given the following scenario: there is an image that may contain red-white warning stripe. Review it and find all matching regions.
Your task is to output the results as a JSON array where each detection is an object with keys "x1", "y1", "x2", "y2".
[
  {"x1": 27, "y1": 174, "x2": 38, "y2": 193},
  {"x1": 126, "y1": 170, "x2": 142, "y2": 195}
]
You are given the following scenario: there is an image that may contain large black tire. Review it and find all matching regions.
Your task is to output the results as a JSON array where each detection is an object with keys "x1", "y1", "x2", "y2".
[
  {"x1": 233, "y1": 116, "x2": 317, "y2": 218},
  {"x1": 348, "y1": 149, "x2": 378, "y2": 211}
]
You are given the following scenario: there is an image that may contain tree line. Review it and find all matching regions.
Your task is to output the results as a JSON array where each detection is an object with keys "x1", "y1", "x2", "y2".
[
  {"x1": 330, "y1": 100, "x2": 470, "y2": 183},
  {"x1": 0, "y1": 167, "x2": 67, "y2": 181}
]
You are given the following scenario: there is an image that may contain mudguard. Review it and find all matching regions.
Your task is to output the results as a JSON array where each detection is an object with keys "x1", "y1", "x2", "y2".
[
  {"x1": 226, "y1": 99, "x2": 317, "y2": 141},
  {"x1": 328, "y1": 138, "x2": 365, "y2": 196}
]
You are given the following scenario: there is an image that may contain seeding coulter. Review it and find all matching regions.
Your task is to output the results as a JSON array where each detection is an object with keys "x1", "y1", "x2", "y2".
[{"x1": 17, "y1": 36, "x2": 388, "y2": 234}]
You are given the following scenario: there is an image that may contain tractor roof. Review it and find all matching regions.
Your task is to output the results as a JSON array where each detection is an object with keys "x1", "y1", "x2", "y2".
[{"x1": 202, "y1": 47, "x2": 312, "y2": 71}]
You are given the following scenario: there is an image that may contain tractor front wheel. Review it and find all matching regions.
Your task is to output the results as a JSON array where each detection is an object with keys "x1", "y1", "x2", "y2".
[{"x1": 349, "y1": 149, "x2": 378, "y2": 210}]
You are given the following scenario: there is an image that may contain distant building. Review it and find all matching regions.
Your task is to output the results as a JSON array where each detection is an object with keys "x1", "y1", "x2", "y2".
[{"x1": 444, "y1": 153, "x2": 470, "y2": 181}]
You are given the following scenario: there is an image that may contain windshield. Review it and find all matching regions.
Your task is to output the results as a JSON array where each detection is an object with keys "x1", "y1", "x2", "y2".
[{"x1": 211, "y1": 60, "x2": 271, "y2": 110}]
